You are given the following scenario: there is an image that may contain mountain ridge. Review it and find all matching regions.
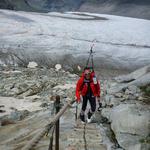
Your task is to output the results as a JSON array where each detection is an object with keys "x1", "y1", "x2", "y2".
[{"x1": 0, "y1": 0, "x2": 150, "y2": 19}]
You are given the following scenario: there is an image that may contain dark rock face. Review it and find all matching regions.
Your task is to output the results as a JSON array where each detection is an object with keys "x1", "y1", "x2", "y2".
[
  {"x1": 0, "y1": 0, "x2": 84, "y2": 12},
  {"x1": 0, "y1": 0, "x2": 150, "y2": 19},
  {"x1": 0, "y1": 0, "x2": 14, "y2": 10},
  {"x1": 79, "y1": 0, "x2": 150, "y2": 20}
]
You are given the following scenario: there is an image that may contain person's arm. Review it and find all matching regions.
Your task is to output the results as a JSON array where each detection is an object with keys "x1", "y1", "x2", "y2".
[
  {"x1": 75, "y1": 78, "x2": 82, "y2": 103},
  {"x1": 97, "y1": 80, "x2": 101, "y2": 101},
  {"x1": 97, "y1": 80, "x2": 102, "y2": 110}
]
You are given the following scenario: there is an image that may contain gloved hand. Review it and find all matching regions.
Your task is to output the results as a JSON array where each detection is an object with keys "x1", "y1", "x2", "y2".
[
  {"x1": 97, "y1": 102, "x2": 102, "y2": 111},
  {"x1": 71, "y1": 100, "x2": 80, "y2": 108},
  {"x1": 76, "y1": 100, "x2": 81, "y2": 106},
  {"x1": 97, "y1": 96, "x2": 100, "y2": 102}
]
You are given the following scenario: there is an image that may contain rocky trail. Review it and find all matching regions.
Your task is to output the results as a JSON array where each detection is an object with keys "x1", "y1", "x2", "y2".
[
  {"x1": 0, "y1": 3, "x2": 150, "y2": 150},
  {"x1": 0, "y1": 66, "x2": 106, "y2": 150},
  {"x1": 0, "y1": 64, "x2": 150, "y2": 150},
  {"x1": 58, "y1": 107, "x2": 106, "y2": 150}
]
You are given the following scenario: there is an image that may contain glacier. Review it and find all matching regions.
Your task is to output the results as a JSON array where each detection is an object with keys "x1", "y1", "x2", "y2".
[{"x1": 0, "y1": 9, "x2": 150, "y2": 69}]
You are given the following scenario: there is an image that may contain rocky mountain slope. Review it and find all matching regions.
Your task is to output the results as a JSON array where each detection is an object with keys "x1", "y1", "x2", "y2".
[
  {"x1": 0, "y1": 64, "x2": 149, "y2": 150},
  {"x1": 0, "y1": 0, "x2": 150, "y2": 19},
  {"x1": 0, "y1": 64, "x2": 109, "y2": 150}
]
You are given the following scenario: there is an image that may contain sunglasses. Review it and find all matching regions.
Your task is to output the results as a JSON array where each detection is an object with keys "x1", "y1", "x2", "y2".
[{"x1": 85, "y1": 73, "x2": 90, "y2": 75}]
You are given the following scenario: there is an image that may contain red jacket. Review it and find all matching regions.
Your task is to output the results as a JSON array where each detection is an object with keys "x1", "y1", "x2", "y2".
[{"x1": 76, "y1": 71, "x2": 100, "y2": 102}]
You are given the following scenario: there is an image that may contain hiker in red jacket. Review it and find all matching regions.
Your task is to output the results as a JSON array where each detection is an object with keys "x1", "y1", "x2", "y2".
[{"x1": 76, "y1": 67, "x2": 101, "y2": 123}]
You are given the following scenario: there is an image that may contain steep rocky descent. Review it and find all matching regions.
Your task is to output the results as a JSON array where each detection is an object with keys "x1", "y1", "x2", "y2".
[
  {"x1": 0, "y1": 65, "x2": 149, "y2": 150},
  {"x1": 101, "y1": 65, "x2": 150, "y2": 150},
  {"x1": 0, "y1": 66, "x2": 107, "y2": 150}
]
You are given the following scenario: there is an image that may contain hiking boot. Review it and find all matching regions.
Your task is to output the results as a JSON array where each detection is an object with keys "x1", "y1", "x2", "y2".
[
  {"x1": 88, "y1": 111, "x2": 92, "y2": 119},
  {"x1": 87, "y1": 111, "x2": 93, "y2": 123},
  {"x1": 80, "y1": 114, "x2": 85, "y2": 123},
  {"x1": 87, "y1": 118, "x2": 92, "y2": 123}
]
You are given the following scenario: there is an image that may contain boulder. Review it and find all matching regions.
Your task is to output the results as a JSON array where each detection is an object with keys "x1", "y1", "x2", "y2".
[
  {"x1": 114, "y1": 93, "x2": 123, "y2": 98},
  {"x1": 128, "y1": 143, "x2": 150, "y2": 150},
  {"x1": 128, "y1": 85, "x2": 140, "y2": 94},
  {"x1": 130, "y1": 73, "x2": 150, "y2": 87},
  {"x1": 125, "y1": 89, "x2": 132, "y2": 95},
  {"x1": 115, "y1": 133, "x2": 150, "y2": 150},
  {"x1": 101, "y1": 108, "x2": 112, "y2": 121},
  {"x1": 115, "y1": 65, "x2": 150, "y2": 83},
  {"x1": 40, "y1": 102, "x2": 48, "y2": 108},
  {"x1": 108, "y1": 73, "x2": 150, "y2": 94},
  {"x1": 103, "y1": 95, "x2": 121, "y2": 107},
  {"x1": 27, "y1": 61, "x2": 38, "y2": 68},
  {"x1": 110, "y1": 104, "x2": 150, "y2": 149},
  {"x1": 9, "y1": 110, "x2": 30, "y2": 121},
  {"x1": 0, "y1": 119, "x2": 16, "y2": 126},
  {"x1": 19, "y1": 81, "x2": 46, "y2": 97},
  {"x1": 55, "y1": 64, "x2": 62, "y2": 71}
]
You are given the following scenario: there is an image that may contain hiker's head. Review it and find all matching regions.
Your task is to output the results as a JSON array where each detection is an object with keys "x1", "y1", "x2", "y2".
[{"x1": 84, "y1": 67, "x2": 91, "y2": 79}]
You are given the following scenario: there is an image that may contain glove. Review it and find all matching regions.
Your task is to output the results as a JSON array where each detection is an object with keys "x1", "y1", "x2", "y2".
[
  {"x1": 76, "y1": 100, "x2": 81, "y2": 106},
  {"x1": 97, "y1": 96, "x2": 100, "y2": 102},
  {"x1": 97, "y1": 102, "x2": 102, "y2": 111},
  {"x1": 71, "y1": 101, "x2": 80, "y2": 108}
]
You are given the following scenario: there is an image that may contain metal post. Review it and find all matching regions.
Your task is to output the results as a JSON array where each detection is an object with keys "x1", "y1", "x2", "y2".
[
  {"x1": 48, "y1": 125, "x2": 55, "y2": 150},
  {"x1": 55, "y1": 95, "x2": 60, "y2": 150}
]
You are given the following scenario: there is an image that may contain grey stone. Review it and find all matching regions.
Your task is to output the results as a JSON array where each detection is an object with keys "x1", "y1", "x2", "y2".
[
  {"x1": 104, "y1": 95, "x2": 121, "y2": 106},
  {"x1": 101, "y1": 108, "x2": 112, "y2": 121},
  {"x1": 128, "y1": 85, "x2": 139, "y2": 94},
  {"x1": 40, "y1": 103, "x2": 48, "y2": 108},
  {"x1": 108, "y1": 72, "x2": 150, "y2": 94},
  {"x1": 115, "y1": 65, "x2": 150, "y2": 83},
  {"x1": 27, "y1": 62, "x2": 38, "y2": 68},
  {"x1": 9, "y1": 110, "x2": 30, "y2": 121},
  {"x1": 125, "y1": 89, "x2": 132, "y2": 95},
  {"x1": 110, "y1": 104, "x2": 150, "y2": 150},
  {"x1": 114, "y1": 93, "x2": 123, "y2": 98}
]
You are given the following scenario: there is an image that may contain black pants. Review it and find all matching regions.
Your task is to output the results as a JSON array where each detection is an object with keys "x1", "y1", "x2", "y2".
[{"x1": 82, "y1": 95, "x2": 96, "y2": 113}]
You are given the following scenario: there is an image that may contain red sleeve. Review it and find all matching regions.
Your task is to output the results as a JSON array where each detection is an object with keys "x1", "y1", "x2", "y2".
[
  {"x1": 75, "y1": 77, "x2": 83, "y2": 102},
  {"x1": 97, "y1": 80, "x2": 101, "y2": 97}
]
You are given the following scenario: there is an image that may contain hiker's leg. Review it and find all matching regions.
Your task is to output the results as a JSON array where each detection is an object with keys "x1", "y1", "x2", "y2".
[
  {"x1": 88, "y1": 96, "x2": 96, "y2": 119},
  {"x1": 80, "y1": 96, "x2": 88, "y2": 122},
  {"x1": 81, "y1": 96, "x2": 88, "y2": 112}
]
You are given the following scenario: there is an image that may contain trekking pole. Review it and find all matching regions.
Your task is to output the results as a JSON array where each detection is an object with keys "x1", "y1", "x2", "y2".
[
  {"x1": 90, "y1": 39, "x2": 97, "y2": 53},
  {"x1": 86, "y1": 39, "x2": 96, "y2": 69},
  {"x1": 75, "y1": 102, "x2": 78, "y2": 121},
  {"x1": 97, "y1": 102, "x2": 102, "y2": 112},
  {"x1": 91, "y1": 50, "x2": 94, "y2": 71}
]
